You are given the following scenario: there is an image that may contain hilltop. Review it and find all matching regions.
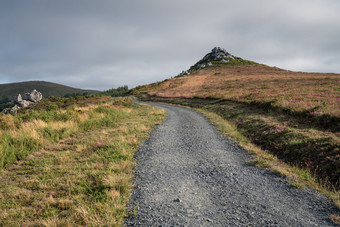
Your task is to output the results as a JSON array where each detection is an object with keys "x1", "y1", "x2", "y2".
[
  {"x1": 0, "y1": 81, "x2": 98, "y2": 101},
  {"x1": 189, "y1": 47, "x2": 258, "y2": 72}
]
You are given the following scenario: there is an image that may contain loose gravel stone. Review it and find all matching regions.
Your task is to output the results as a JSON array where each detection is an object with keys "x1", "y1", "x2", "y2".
[{"x1": 125, "y1": 103, "x2": 339, "y2": 226}]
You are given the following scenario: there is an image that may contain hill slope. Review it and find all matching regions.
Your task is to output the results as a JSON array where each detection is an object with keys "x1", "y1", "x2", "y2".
[
  {"x1": 133, "y1": 47, "x2": 339, "y2": 118},
  {"x1": 0, "y1": 81, "x2": 98, "y2": 100},
  {"x1": 132, "y1": 47, "x2": 340, "y2": 189}
]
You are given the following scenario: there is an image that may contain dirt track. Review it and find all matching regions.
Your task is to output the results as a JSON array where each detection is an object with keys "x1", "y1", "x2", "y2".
[{"x1": 125, "y1": 103, "x2": 338, "y2": 226}]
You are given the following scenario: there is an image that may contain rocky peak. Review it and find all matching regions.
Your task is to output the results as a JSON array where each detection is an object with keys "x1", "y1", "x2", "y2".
[
  {"x1": 175, "y1": 47, "x2": 257, "y2": 77},
  {"x1": 202, "y1": 47, "x2": 233, "y2": 62},
  {"x1": 187, "y1": 47, "x2": 238, "y2": 72}
]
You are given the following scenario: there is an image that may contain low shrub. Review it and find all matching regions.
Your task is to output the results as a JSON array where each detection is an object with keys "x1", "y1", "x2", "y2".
[
  {"x1": 0, "y1": 114, "x2": 20, "y2": 130},
  {"x1": 0, "y1": 133, "x2": 41, "y2": 168}
]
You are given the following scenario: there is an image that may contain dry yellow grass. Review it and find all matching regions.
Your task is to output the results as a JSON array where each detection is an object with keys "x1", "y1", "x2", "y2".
[
  {"x1": 0, "y1": 98, "x2": 124, "y2": 169},
  {"x1": 330, "y1": 214, "x2": 340, "y2": 225},
  {"x1": 0, "y1": 98, "x2": 166, "y2": 226},
  {"x1": 0, "y1": 114, "x2": 17, "y2": 130}
]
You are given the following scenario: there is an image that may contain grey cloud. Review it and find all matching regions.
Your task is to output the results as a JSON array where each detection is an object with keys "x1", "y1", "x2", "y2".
[{"x1": 1, "y1": 0, "x2": 340, "y2": 89}]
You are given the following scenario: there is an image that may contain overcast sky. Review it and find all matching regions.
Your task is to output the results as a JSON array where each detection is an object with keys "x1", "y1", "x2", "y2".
[{"x1": 1, "y1": 0, "x2": 339, "y2": 90}]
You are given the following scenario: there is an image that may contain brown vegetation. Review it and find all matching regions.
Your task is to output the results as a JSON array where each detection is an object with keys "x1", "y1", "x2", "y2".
[{"x1": 134, "y1": 65, "x2": 340, "y2": 118}]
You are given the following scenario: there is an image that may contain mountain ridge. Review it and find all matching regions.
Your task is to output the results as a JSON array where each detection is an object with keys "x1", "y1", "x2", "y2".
[{"x1": 0, "y1": 81, "x2": 98, "y2": 100}]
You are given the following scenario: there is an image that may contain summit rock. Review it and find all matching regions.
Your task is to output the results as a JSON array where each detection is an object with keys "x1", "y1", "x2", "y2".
[
  {"x1": 201, "y1": 47, "x2": 234, "y2": 62},
  {"x1": 178, "y1": 47, "x2": 257, "y2": 75},
  {"x1": 191, "y1": 47, "x2": 236, "y2": 70}
]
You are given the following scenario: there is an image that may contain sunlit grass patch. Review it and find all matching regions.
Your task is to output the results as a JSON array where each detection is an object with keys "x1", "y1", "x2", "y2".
[
  {"x1": 0, "y1": 96, "x2": 138, "y2": 169},
  {"x1": 0, "y1": 98, "x2": 166, "y2": 226}
]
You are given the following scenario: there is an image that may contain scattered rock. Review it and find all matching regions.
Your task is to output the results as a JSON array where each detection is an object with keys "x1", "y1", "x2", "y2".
[
  {"x1": 10, "y1": 105, "x2": 21, "y2": 114},
  {"x1": 173, "y1": 198, "x2": 182, "y2": 203},
  {"x1": 23, "y1": 89, "x2": 42, "y2": 103},
  {"x1": 11, "y1": 94, "x2": 22, "y2": 105},
  {"x1": 177, "y1": 70, "x2": 190, "y2": 77},
  {"x1": 1, "y1": 89, "x2": 43, "y2": 114},
  {"x1": 199, "y1": 64, "x2": 206, "y2": 69},
  {"x1": 18, "y1": 100, "x2": 34, "y2": 108},
  {"x1": 1, "y1": 108, "x2": 11, "y2": 114}
]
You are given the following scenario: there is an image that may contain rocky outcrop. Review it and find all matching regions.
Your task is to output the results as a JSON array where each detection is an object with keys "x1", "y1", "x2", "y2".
[
  {"x1": 11, "y1": 94, "x2": 22, "y2": 104},
  {"x1": 178, "y1": 47, "x2": 256, "y2": 74},
  {"x1": 193, "y1": 47, "x2": 235, "y2": 70},
  {"x1": 23, "y1": 89, "x2": 42, "y2": 103},
  {"x1": 201, "y1": 47, "x2": 234, "y2": 62},
  {"x1": 19, "y1": 100, "x2": 34, "y2": 108},
  {"x1": 2, "y1": 89, "x2": 42, "y2": 114},
  {"x1": 176, "y1": 47, "x2": 236, "y2": 77},
  {"x1": 174, "y1": 47, "x2": 258, "y2": 78}
]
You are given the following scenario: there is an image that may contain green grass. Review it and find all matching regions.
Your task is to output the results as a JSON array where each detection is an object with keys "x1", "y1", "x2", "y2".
[
  {"x1": 0, "y1": 133, "x2": 41, "y2": 168},
  {"x1": 0, "y1": 96, "x2": 126, "y2": 169},
  {"x1": 0, "y1": 97, "x2": 166, "y2": 226}
]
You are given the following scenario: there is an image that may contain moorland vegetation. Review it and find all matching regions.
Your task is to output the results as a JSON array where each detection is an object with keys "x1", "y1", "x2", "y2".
[{"x1": 0, "y1": 95, "x2": 166, "y2": 225}]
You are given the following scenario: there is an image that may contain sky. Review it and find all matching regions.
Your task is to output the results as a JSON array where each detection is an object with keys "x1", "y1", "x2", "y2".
[{"x1": 1, "y1": 0, "x2": 340, "y2": 91}]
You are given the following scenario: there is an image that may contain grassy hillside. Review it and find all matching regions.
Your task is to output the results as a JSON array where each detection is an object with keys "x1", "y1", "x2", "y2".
[
  {"x1": 133, "y1": 64, "x2": 339, "y2": 119},
  {"x1": 0, "y1": 95, "x2": 166, "y2": 225},
  {"x1": 0, "y1": 81, "x2": 98, "y2": 100},
  {"x1": 131, "y1": 62, "x2": 340, "y2": 191}
]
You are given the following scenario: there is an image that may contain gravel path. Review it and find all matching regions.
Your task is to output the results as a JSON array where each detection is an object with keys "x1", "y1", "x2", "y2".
[{"x1": 125, "y1": 103, "x2": 339, "y2": 226}]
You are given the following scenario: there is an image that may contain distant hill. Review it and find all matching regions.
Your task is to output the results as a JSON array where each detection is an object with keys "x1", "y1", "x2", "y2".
[{"x1": 0, "y1": 81, "x2": 99, "y2": 101}]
